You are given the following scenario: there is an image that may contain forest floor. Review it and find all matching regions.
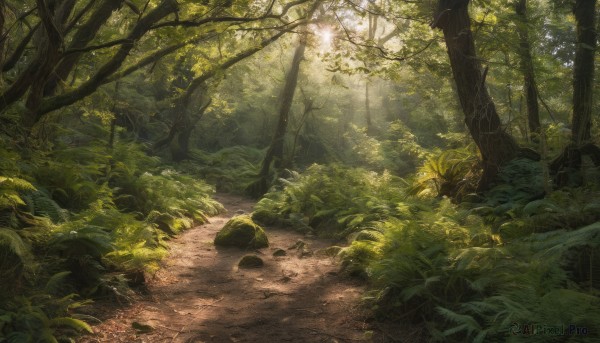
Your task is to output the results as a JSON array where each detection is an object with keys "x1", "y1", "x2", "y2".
[{"x1": 80, "y1": 194, "x2": 409, "y2": 343}]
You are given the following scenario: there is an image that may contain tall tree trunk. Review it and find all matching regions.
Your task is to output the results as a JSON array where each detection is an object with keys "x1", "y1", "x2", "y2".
[
  {"x1": 365, "y1": 80, "x2": 373, "y2": 134},
  {"x1": 550, "y1": 0, "x2": 599, "y2": 186},
  {"x1": 571, "y1": 0, "x2": 597, "y2": 145},
  {"x1": 432, "y1": 0, "x2": 519, "y2": 191},
  {"x1": 364, "y1": 11, "x2": 377, "y2": 134},
  {"x1": 515, "y1": 0, "x2": 541, "y2": 141},
  {"x1": 0, "y1": 2, "x2": 5, "y2": 87},
  {"x1": 253, "y1": 35, "x2": 306, "y2": 196}
]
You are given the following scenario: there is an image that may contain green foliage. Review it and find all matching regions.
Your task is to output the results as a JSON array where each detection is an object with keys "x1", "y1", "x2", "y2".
[
  {"x1": 21, "y1": 190, "x2": 69, "y2": 224},
  {"x1": 252, "y1": 164, "x2": 408, "y2": 237},
  {"x1": 410, "y1": 147, "x2": 480, "y2": 198},
  {"x1": 0, "y1": 275, "x2": 94, "y2": 342},
  {"x1": 187, "y1": 146, "x2": 264, "y2": 193},
  {"x1": 380, "y1": 120, "x2": 429, "y2": 176},
  {"x1": 0, "y1": 175, "x2": 36, "y2": 228},
  {"x1": 114, "y1": 169, "x2": 223, "y2": 224},
  {"x1": 345, "y1": 199, "x2": 600, "y2": 342},
  {"x1": 485, "y1": 158, "x2": 545, "y2": 206},
  {"x1": 0, "y1": 228, "x2": 32, "y2": 293},
  {"x1": 0, "y1": 133, "x2": 223, "y2": 340},
  {"x1": 258, "y1": 162, "x2": 599, "y2": 341}
]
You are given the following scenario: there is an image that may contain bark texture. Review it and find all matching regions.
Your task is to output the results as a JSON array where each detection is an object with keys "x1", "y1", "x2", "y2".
[
  {"x1": 253, "y1": 35, "x2": 307, "y2": 196},
  {"x1": 571, "y1": 0, "x2": 596, "y2": 145},
  {"x1": 550, "y1": 0, "x2": 598, "y2": 187},
  {"x1": 433, "y1": 0, "x2": 519, "y2": 190},
  {"x1": 515, "y1": 0, "x2": 541, "y2": 139},
  {"x1": 43, "y1": 0, "x2": 125, "y2": 96}
]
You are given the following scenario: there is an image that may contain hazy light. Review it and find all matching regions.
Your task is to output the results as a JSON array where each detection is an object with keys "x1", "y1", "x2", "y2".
[
  {"x1": 318, "y1": 28, "x2": 333, "y2": 50},
  {"x1": 321, "y1": 29, "x2": 332, "y2": 45}
]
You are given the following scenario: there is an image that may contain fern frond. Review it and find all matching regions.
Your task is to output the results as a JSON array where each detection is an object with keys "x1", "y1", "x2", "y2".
[{"x1": 49, "y1": 317, "x2": 93, "y2": 333}]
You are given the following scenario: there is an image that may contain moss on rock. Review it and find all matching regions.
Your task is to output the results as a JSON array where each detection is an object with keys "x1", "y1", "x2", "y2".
[
  {"x1": 238, "y1": 254, "x2": 264, "y2": 268},
  {"x1": 214, "y1": 215, "x2": 269, "y2": 249}
]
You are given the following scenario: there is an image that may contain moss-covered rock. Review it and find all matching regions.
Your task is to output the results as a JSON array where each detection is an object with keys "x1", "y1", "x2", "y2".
[
  {"x1": 238, "y1": 254, "x2": 264, "y2": 268},
  {"x1": 214, "y1": 215, "x2": 269, "y2": 249},
  {"x1": 272, "y1": 248, "x2": 287, "y2": 257},
  {"x1": 251, "y1": 209, "x2": 279, "y2": 226}
]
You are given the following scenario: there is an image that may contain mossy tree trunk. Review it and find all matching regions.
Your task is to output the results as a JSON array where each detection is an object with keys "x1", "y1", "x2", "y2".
[{"x1": 432, "y1": 0, "x2": 519, "y2": 191}]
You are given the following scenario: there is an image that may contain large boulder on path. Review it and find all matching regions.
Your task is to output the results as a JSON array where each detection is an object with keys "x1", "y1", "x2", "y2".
[{"x1": 214, "y1": 215, "x2": 269, "y2": 249}]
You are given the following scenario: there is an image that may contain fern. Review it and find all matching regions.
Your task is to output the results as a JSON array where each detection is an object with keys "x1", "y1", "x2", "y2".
[
  {"x1": 0, "y1": 228, "x2": 32, "y2": 294},
  {"x1": 21, "y1": 189, "x2": 69, "y2": 223},
  {"x1": 252, "y1": 164, "x2": 408, "y2": 237},
  {"x1": 44, "y1": 272, "x2": 72, "y2": 296},
  {"x1": 187, "y1": 146, "x2": 263, "y2": 193},
  {"x1": 48, "y1": 317, "x2": 93, "y2": 334},
  {"x1": 409, "y1": 147, "x2": 479, "y2": 198}
]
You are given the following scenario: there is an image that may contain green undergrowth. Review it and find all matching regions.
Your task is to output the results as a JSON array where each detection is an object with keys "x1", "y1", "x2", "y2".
[
  {"x1": 252, "y1": 163, "x2": 412, "y2": 237},
  {"x1": 0, "y1": 134, "x2": 223, "y2": 341},
  {"x1": 185, "y1": 146, "x2": 264, "y2": 193},
  {"x1": 252, "y1": 161, "x2": 600, "y2": 342}
]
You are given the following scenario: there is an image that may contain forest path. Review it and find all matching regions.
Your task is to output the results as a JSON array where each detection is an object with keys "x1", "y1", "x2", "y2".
[{"x1": 83, "y1": 193, "x2": 377, "y2": 343}]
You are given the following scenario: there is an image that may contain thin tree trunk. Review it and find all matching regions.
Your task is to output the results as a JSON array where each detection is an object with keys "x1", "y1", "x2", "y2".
[
  {"x1": 432, "y1": 0, "x2": 519, "y2": 191},
  {"x1": 1, "y1": 23, "x2": 40, "y2": 72},
  {"x1": 289, "y1": 92, "x2": 314, "y2": 167},
  {"x1": 0, "y1": 2, "x2": 5, "y2": 83},
  {"x1": 253, "y1": 35, "x2": 307, "y2": 195},
  {"x1": 515, "y1": 0, "x2": 541, "y2": 140},
  {"x1": 364, "y1": 11, "x2": 377, "y2": 135},
  {"x1": 365, "y1": 80, "x2": 373, "y2": 134},
  {"x1": 21, "y1": 0, "x2": 69, "y2": 127}
]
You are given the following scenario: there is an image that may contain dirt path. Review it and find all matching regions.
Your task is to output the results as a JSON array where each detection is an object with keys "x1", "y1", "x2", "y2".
[{"x1": 82, "y1": 194, "x2": 377, "y2": 343}]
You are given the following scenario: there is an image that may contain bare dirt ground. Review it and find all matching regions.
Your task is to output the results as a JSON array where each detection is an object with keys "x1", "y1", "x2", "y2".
[{"x1": 80, "y1": 194, "x2": 403, "y2": 343}]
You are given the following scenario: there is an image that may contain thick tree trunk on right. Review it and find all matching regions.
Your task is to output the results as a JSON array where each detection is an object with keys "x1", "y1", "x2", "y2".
[
  {"x1": 571, "y1": 0, "x2": 597, "y2": 145},
  {"x1": 550, "y1": 0, "x2": 599, "y2": 186},
  {"x1": 432, "y1": 0, "x2": 519, "y2": 191},
  {"x1": 514, "y1": 0, "x2": 541, "y2": 140}
]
